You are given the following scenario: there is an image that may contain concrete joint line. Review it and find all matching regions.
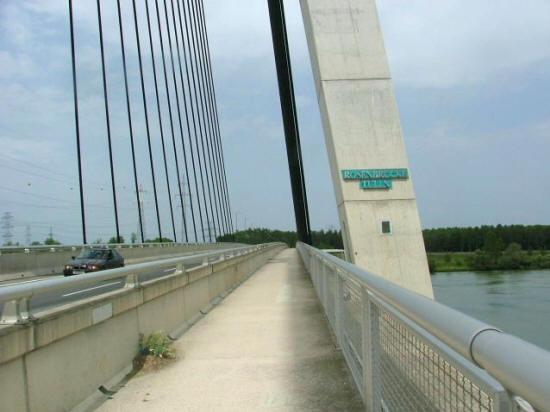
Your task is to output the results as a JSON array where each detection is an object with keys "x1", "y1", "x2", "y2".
[
  {"x1": 337, "y1": 198, "x2": 417, "y2": 207},
  {"x1": 321, "y1": 76, "x2": 391, "y2": 83}
]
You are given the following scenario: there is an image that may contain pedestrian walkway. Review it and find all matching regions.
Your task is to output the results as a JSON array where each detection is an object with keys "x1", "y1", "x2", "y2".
[{"x1": 98, "y1": 248, "x2": 362, "y2": 411}]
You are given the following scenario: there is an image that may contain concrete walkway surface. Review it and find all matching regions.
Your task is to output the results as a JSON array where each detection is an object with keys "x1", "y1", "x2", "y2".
[{"x1": 97, "y1": 249, "x2": 362, "y2": 411}]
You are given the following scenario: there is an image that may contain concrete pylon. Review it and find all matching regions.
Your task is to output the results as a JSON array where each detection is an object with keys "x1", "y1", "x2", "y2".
[{"x1": 299, "y1": 0, "x2": 433, "y2": 297}]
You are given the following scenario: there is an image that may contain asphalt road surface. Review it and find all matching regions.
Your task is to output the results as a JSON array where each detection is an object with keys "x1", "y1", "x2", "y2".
[{"x1": 0, "y1": 253, "x2": 211, "y2": 317}]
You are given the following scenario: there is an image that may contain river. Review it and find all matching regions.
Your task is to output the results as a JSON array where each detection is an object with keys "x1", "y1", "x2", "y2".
[{"x1": 432, "y1": 269, "x2": 550, "y2": 352}]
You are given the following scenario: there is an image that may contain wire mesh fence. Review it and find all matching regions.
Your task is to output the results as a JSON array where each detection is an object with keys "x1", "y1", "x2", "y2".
[{"x1": 298, "y1": 244, "x2": 527, "y2": 412}]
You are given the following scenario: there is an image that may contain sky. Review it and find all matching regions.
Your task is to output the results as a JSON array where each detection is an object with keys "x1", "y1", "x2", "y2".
[{"x1": 0, "y1": 0, "x2": 549, "y2": 245}]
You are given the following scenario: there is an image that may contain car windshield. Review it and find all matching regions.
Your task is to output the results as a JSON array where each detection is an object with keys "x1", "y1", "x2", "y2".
[{"x1": 77, "y1": 249, "x2": 109, "y2": 259}]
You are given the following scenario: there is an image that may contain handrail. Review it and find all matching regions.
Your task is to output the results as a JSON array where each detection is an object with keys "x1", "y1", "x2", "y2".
[
  {"x1": 298, "y1": 242, "x2": 550, "y2": 412},
  {"x1": 0, "y1": 241, "x2": 241, "y2": 255},
  {"x1": 0, "y1": 243, "x2": 283, "y2": 325}
]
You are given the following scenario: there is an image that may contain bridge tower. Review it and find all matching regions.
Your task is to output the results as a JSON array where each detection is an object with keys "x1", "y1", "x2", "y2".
[{"x1": 299, "y1": 0, "x2": 433, "y2": 297}]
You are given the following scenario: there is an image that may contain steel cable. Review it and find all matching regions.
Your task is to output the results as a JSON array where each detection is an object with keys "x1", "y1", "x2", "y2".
[
  {"x1": 68, "y1": 0, "x2": 87, "y2": 244},
  {"x1": 116, "y1": 0, "x2": 145, "y2": 243},
  {"x1": 188, "y1": 0, "x2": 226, "y2": 237},
  {"x1": 131, "y1": 0, "x2": 163, "y2": 241},
  {"x1": 196, "y1": 0, "x2": 234, "y2": 235},
  {"x1": 174, "y1": 0, "x2": 209, "y2": 242},
  {"x1": 96, "y1": 0, "x2": 121, "y2": 243},
  {"x1": 193, "y1": 0, "x2": 230, "y2": 235}
]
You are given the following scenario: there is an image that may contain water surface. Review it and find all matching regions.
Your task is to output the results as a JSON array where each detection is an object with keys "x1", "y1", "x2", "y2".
[{"x1": 432, "y1": 270, "x2": 550, "y2": 351}]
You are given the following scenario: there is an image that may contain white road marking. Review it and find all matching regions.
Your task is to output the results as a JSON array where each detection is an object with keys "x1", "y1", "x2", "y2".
[
  {"x1": 62, "y1": 281, "x2": 122, "y2": 297},
  {"x1": 163, "y1": 267, "x2": 176, "y2": 273},
  {"x1": 0, "y1": 276, "x2": 63, "y2": 288}
]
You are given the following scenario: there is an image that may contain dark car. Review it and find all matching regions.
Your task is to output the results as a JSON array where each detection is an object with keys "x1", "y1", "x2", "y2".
[{"x1": 64, "y1": 248, "x2": 124, "y2": 276}]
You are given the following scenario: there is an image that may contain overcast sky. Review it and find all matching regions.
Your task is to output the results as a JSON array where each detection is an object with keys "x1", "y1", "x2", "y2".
[{"x1": 1, "y1": 0, "x2": 549, "y2": 244}]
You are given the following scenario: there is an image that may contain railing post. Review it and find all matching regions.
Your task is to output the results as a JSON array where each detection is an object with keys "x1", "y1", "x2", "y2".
[
  {"x1": 322, "y1": 259, "x2": 330, "y2": 316},
  {"x1": 0, "y1": 297, "x2": 31, "y2": 325},
  {"x1": 334, "y1": 269, "x2": 344, "y2": 347},
  {"x1": 320, "y1": 258, "x2": 326, "y2": 307},
  {"x1": 124, "y1": 273, "x2": 140, "y2": 289},
  {"x1": 362, "y1": 288, "x2": 380, "y2": 412},
  {"x1": 176, "y1": 262, "x2": 186, "y2": 275}
]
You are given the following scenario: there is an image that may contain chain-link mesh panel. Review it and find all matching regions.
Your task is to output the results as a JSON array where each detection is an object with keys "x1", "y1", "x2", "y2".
[
  {"x1": 342, "y1": 278, "x2": 364, "y2": 388},
  {"x1": 324, "y1": 267, "x2": 337, "y2": 329},
  {"x1": 297, "y1": 246, "x2": 517, "y2": 412},
  {"x1": 372, "y1": 303, "x2": 495, "y2": 412}
]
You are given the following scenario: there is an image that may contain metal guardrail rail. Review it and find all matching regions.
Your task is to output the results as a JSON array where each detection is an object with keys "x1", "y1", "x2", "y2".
[
  {"x1": 297, "y1": 242, "x2": 550, "y2": 412},
  {"x1": 0, "y1": 243, "x2": 280, "y2": 325},
  {"x1": 0, "y1": 242, "x2": 231, "y2": 255}
]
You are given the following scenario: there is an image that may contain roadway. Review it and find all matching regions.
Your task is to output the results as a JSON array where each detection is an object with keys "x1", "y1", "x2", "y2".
[{"x1": 0, "y1": 252, "x2": 217, "y2": 317}]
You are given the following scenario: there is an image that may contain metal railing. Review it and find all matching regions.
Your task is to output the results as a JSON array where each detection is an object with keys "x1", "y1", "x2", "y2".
[
  {"x1": 0, "y1": 241, "x2": 235, "y2": 255},
  {"x1": 297, "y1": 242, "x2": 550, "y2": 412},
  {"x1": 0, "y1": 243, "x2": 281, "y2": 325}
]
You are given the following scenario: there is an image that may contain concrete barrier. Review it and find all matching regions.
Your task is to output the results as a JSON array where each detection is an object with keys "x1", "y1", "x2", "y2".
[
  {"x1": 0, "y1": 243, "x2": 242, "y2": 282},
  {"x1": 0, "y1": 243, "x2": 286, "y2": 412}
]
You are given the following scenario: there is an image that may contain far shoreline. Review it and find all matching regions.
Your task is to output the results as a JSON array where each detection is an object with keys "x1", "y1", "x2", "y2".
[{"x1": 428, "y1": 250, "x2": 550, "y2": 273}]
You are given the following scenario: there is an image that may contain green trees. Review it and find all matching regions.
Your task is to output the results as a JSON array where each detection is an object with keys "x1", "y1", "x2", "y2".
[
  {"x1": 217, "y1": 228, "x2": 343, "y2": 249},
  {"x1": 44, "y1": 237, "x2": 61, "y2": 245},
  {"x1": 423, "y1": 225, "x2": 550, "y2": 252},
  {"x1": 220, "y1": 225, "x2": 550, "y2": 272}
]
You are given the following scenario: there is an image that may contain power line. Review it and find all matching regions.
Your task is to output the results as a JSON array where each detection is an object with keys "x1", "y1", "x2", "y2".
[
  {"x1": 0, "y1": 153, "x2": 104, "y2": 185},
  {"x1": 0, "y1": 186, "x2": 139, "y2": 211},
  {"x1": 0, "y1": 163, "x2": 147, "y2": 196}
]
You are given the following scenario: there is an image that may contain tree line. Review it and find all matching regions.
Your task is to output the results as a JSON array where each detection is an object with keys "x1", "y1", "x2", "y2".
[
  {"x1": 222, "y1": 225, "x2": 550, "y2": 253},
  {"x1": 218, "y1": 228, "x2": 343, "y2": 249},
  {"x1": 423, "y1": 225, "x2": 550, "y2": 252}
]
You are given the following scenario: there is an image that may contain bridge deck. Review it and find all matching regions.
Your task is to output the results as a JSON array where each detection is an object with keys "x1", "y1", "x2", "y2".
[{"x1": 98, "y1": 248, "x2": 362, "y2": 411}]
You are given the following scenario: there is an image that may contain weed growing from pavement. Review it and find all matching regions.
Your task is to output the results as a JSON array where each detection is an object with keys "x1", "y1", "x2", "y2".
[{"x1": 139, "y1": 332, "x2": 175, "y2": 359}]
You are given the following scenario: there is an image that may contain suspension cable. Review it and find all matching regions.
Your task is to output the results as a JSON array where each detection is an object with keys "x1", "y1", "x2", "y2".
[
  {"x1": 96, "y1": 0, "x2": 121, "y2": 243},
  {"x1": 161, "y1": 0, "x2": 193, "y2": 243},
  {"x1": 196, "y1": 0, "x2": 234, "y2": 235},
  {"x1": 174, "y1": 0, "x2": 208, "y2": 242},
  {"x1": 145, "y1": 0, "x2": 178, "y2": 242},
  {"x1": 131, "y1": 0, "x2": 163, "y2": 241},
  {"x1": 169, "y1": 0, "x2": 200, "y2": 243},
  {"x1": 116, "y1": 0, "x2": 144, "y2": 243},
  {"x1": 68, "y1": 0, "x2": 87, "y2": 244},
  {"x1": 181, "y1": 0, "x2": 216, "y2": 242},
  {"x1": 188, "y1": 0, "x2": 225, "y2": 237},
  {"x1": 193, "y1": 0, "x2": 230, "y2": 236}
]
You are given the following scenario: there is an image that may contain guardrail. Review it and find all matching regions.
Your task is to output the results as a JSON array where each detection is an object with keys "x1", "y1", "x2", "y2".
[
  {"x1": 0, "y1": 243, "x2": 276, "y2": 325},
  {"x1": 297, "y1": 242, "x2": 550, "y2": 412},
  {"x1": 0, "y1": 241, "x2": 224, "y2": 255}
]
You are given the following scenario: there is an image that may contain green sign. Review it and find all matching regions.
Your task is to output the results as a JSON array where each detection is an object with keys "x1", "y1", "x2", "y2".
[
  {"x1": 360, "y1": 179, "x2": 393, "y2": 190},
  {"x1": 341, "y1": 168, "x2": 408, "y2": 190}
]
